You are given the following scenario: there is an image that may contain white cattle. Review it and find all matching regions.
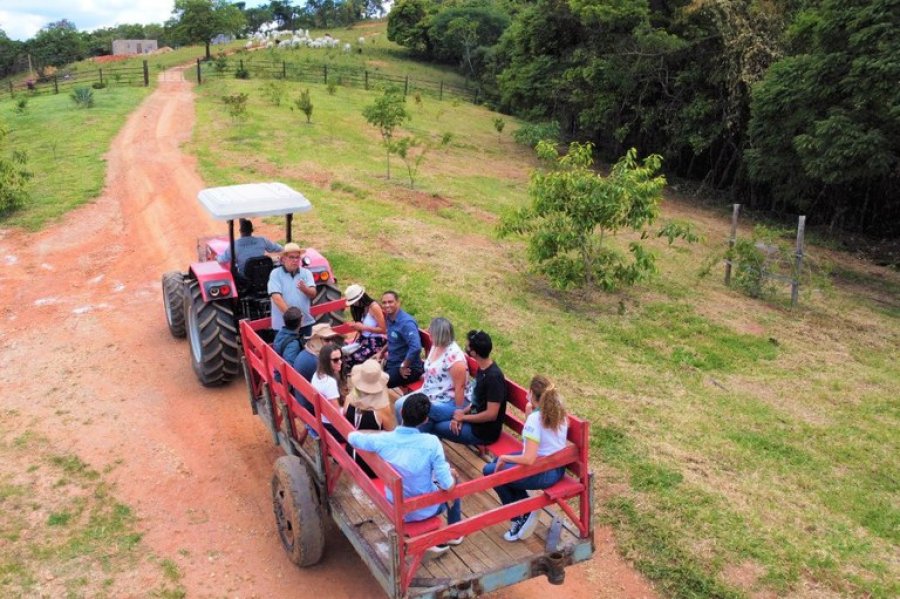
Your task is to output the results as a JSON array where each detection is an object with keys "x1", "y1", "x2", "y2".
[{"x1": 343, "y1": 43, "x2": 352, "y2": 53}]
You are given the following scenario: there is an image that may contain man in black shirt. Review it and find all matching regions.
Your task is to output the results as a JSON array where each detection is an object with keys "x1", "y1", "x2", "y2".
[{"x1": 432, "y1": 330, "x2": 507, "y2": 445}]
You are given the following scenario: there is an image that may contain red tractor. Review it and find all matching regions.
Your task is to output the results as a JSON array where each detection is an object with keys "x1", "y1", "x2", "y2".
[{"x1": 161, "y1": 183, "x2": 343, "y2": 387}]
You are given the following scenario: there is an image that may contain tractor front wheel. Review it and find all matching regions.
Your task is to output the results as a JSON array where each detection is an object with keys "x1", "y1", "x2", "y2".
[
  {"x1": 185, "y1": 279, "x2": 240, "y2": 387},
  {"x1": 162, "y1": 271, "x2": 186, "y2": 338},
  {"x1": 271, "y1": 455, "x2": 325, "y2": 567},
  {"x1": 313, "y1": 283, "x2": 345, "y2": 326}
]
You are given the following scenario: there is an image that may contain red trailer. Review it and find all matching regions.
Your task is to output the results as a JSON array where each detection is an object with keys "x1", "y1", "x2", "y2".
[{"x1": 239, "y1": 300, "x2": 595, "y2": 597}]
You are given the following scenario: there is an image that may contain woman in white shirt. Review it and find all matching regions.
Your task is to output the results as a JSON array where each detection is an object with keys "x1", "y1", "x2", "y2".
[
  {"x1": 395, "y1": 317, "x2": 469, "y2": 427},
  {"x1": 312, "y1": 343, "x2": 346, "y2": 441},
  {"x1": 482, "y1": 375, "x2": 568, "y2": 542}
]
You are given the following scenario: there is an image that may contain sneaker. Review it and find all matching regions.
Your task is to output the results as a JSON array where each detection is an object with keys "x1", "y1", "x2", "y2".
[
  {"x1": 425, "y1": 544, "x2": 450, "y2": 558},
  {"x1": 517, "y1": 510, "x2": 540, "y2": 540},
  {"x1": 444, "y1": 536, "x2": 464, "y2": 546},
  {"x1": 503, "y1": 517, "x2": 525, "y2": 542}
]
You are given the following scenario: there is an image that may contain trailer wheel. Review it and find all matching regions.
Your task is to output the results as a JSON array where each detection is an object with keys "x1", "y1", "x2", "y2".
[
  {"x1": 272, "y1": 455, "x2": 325, "y2": 567},
  {"x1": 162, "y1": 271, "x2": 186, "y2": 338},
  {"x1": 313, "y1": 282, "x2": 345, "y2": 326},
  {"x1": 185, "y1": 279, "x2": 240, "y2": 387}
]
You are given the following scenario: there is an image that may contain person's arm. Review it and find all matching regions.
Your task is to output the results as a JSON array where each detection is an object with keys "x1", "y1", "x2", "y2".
[
  {"x1": 271, "y1": 293, "x2": 289, "y2": 314},
  {"x1": 401, "y1": 319, "x2": 422, "y2": 366},
  {"x1": 264, "y1": 238, "x2": 283, "y2": 252},
  {"x1": 296, "y1": 269, "x2": 316, "y2": 300},
  {"x1": 431, "y1": 442, "x2": 456, "y2": 491},
  {"x1": 449, "y1": 360, "x2": 468, "y2": 407},
  {"x1": 368, "y1": 303, "x2": 387, "y2": 334},
  {"x1": 497, "y1": 438, "x2": 539, "y2": 468},
  {"x1": 348, "y1": 430, "x2": 385, "y2": 450},
  {"x1": 217, "y1": 247, "x2": 231, "y2": 265}
]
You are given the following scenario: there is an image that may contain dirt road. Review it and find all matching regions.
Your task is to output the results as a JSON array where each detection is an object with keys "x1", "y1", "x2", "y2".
[{"x1": 0, "y1": 67, "x2": 656, "y2": 598}]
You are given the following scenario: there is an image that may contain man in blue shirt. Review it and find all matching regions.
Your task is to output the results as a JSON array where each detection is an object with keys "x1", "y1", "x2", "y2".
[
  {"x1": 379, "y1": 290, "x2": 424, "y2": 388},
  {"x1": 217, "y1": 219, "x2": 283, "y2": 274},
  {"x1": 347, "y1": 393, "x2": 462, "y2": 553},
  {"x1": 267, "y1": 242, "x2": 316, "y2": 334}
]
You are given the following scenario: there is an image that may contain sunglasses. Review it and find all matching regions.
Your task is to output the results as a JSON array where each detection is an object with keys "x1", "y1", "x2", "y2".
[{"x1": 330, "y1": 356, "x2": 343, "y2": 363}]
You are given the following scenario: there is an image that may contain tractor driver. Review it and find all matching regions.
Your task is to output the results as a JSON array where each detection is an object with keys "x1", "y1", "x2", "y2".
[
  {"x1": 217, "y1": 218, "x2": 283, "y2": 275},
  {"x1": 268, "y1": 242, "x2": 316, "y2": 336}
]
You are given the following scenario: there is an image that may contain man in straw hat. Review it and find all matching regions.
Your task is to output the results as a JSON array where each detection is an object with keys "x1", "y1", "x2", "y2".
[
  {"x1": 348, "y1": 392, "x2": 463, "y2": 555},
  {"x1": 268, "y1": 242, "x2": 316, "y2": 334}
]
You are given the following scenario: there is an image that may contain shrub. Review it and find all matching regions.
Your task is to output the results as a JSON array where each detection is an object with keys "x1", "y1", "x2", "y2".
[
  {"x1": 214, "y1": 53, "x2": 229, "y2": 73},
  {"x1": 493, "y1": 117, "x2": 506, "y2": 141},
  {"x1": 70, "y1": 87, "x2": 94, "y2": 109},
  {"x1": 513, "y1": 121, "x2": 559, "y2": 148},
  {"x1": 91, "y1": 82, "x2": 107, "y2": 89},
  {"x1": 14, "y1": 97, "x2": 28, "y2": 115},
  {"x1": 294, "y1": 89, "x2": 313, "y2": 123},
  {"x1": 326, "y1": 81, "x2": 337, "y2": 95},
  {"x1": 222, "y1": 93, "x2": 249, "y2": 120},
  {"x1": 0, "y1": 120, "x2": 33, "y2": 216},
  {"x1": 234, "y1": 66, "x2": 250, "y2": 79},
  {"x1": 260, "y1": 80, "x2": 286, "y2": 106}
]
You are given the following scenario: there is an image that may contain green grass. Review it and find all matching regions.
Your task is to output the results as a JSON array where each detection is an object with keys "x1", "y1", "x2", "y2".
[
  {"x1": 0, "y1": 86, "x2": 151, "y2": 229},
  {"x1": 0, "y1": 415, "x2": 171, "y2": 597},
  {"x1": 188, "y1": 69, "x2": 900, "y2": 598}
]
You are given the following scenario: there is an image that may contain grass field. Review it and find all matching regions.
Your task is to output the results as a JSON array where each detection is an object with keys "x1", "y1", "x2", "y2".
[{"x1": 188, "y1": 72, "x2": 899, "y2": 598}]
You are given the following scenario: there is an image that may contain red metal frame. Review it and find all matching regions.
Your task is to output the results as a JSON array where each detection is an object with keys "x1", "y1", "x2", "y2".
[{"x1": 239, "y1": 317, "x2": 592, "y2": 596}]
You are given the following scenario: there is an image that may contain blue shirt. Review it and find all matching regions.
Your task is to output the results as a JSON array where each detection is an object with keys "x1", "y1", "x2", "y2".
[
  {"x1": 273, "y1": 327, "x2": 302, "y2": 365},
  {"x1": 217, "y1": 235, "x2": 283, "y2": 274},
  {"x1": 385, "y1": 309, "x2": 423, "y2": 370},
  {"x1": 347, "y1": 427, "x2": 454, "y2": 522},
  {"x1": 267, "y1": 265, "x2": 316, "y2": 329}
]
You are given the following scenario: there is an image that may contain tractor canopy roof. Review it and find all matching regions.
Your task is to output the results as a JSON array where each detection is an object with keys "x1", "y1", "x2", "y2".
[{"x1": 197, "y1": 182, "x2": 312, "y2": 220}]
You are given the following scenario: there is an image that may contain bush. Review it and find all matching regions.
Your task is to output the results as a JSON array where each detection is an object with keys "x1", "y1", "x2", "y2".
[
  {"x1": 222, "y1": 93, "x2": 249, "y2": 119},
  {"x1": 260, "y1": 81, "x2": 286, "y2": 106},
  {"x1": 14, "y1": 97, "x2": 28, "y2": 115},
  {"x1": 294, "y1": 89, "x2": 313, "y2": 123},
  {"x1": 70, "y1": 87, "x2": 94, "y2": 109},
  {"x1": 513, "y1": 121, "x2": 559, "y2": 148},
  {"x1": 91, "y1": 82, "x2": 107, "y2": 89},
  {"x1": 0, "y1": 120, "x2": 33, "y2": 216},
  {"x1": 326, "y1": 81, "x2": 337, "y2": 95},
  {"x1": 234, "y1": 66, "x2": 250, "y2": 80},
  {"x1": 214, "y1": 53, "x2": 229, "y2": 73}
]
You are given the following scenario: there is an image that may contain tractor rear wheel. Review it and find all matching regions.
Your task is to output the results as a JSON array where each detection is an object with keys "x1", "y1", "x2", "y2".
[
  {"x1": 162, "y1": 271, "x2": 186, "y2": 338},
  {"x1": 312, "y1": 283, "x2": 345, "y2": 326},
  {"x1": 185, "y1": 279, "x2": 240, "y2": 387},
  {"x1": 271, "y1": 455, "x2": 325, "y2": 567}
]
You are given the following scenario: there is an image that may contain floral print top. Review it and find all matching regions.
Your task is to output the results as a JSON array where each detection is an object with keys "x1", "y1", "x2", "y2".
[{"x1": 420, "y1": 341, "x2": 466, "y2": 404}]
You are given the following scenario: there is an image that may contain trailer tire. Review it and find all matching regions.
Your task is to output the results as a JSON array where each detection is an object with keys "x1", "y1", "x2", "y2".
[
  {"x1": 162, "y1": 271, "x2": 186, "y2": 338},
  {"x1": 313, "y1": 282, "x2": 345, "y2": 326},
  {"x1": 272, "y1": 455, "x2": 325, "y2": 567},
  {"x1": 185, "y1": 279, "x2": 240, "y2": 387}
]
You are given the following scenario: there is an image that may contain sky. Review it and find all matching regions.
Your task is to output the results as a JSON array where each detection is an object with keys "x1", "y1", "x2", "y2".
[{"x1": 1, "y1": 1, "x2": 262, "y2": 42}]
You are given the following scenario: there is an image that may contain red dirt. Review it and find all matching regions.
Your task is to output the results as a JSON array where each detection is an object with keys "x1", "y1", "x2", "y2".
[{"x1": 0, "y1": 67, "x2": 658, "y2": 598}]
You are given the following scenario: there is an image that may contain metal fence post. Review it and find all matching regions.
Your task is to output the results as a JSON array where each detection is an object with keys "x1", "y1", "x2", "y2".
[
  {"x1": 724, "y1": 203, "x2": 740, "y2": 286},
  {"x1": 143, "y1": 60, "x2": 149, "y2": 86},
  {"x1": 404, "y1": 75, "x2": 409, "y2": 96},
  {"x1": 197, "y1": 58, "x2": 202, "y2": 84},
  {"x1": 791, "y1": 215, "x2": 806, "y2": 308}
]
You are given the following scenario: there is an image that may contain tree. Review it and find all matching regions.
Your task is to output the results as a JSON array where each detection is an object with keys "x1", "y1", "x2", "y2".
[
  {"x1": 0, "y1": 29, "x2": 23, "y2": 78},
  {"x1": 295, "y1": 89, "x2": 313, "y2": 123},
  {"x1": 499, "y1": 142, "x2": 675, "y2": 290},
  {"x1": 0, "y1": 119, "x2": 33, "y2": 217},
  {"x1": 387, "y1": 0, "x2": 433, "y2": 54},
  {"x1": 363, "y1": 89, "x2": 410, "y2": 180},
  {"x1": 172, "y1": 0, "x2": 246, "y2": 60},
  {"x1": 27, "y1": 19, "x2": 88, "y2": 68}
]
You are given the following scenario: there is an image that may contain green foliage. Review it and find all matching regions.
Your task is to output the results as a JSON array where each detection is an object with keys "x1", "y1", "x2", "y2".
[
  {"x1": 499, "y1": 142, "x2": 671, "y2": 290},
  {"x1": 14, "y1": 97, "x2": 29, "y2": 115},
  {"x1": 70, "y1": 87, "x2": 94, "y2": 109},
  {"x1": 657, "y1": 220, "x2": 700, "y2": 245},
  {"x1": 91, "y1": 81, "x2": 107, "y2": 90},
  {"x1": 0, "y1": 120, "x2": 33, "y2": 217},
  {"x1": 326, "y1": 81, "x2": 337, "y2": 96},
  {"x1": 512, "y1": 120, "x2": 558, "y2": 148},
  {"x1": 171, "y1": 0, "x2": 246, "y2": 60},
  {"x1": 260, "y1": 80, "x2": 286, "y2": 106},
  {"x1": 213, "y1": 52, "x2": 229, "y2": 73},
  {"x1": 386, "y1": 0, "x2": 433, "y2": 54},
  {"x1": 362, "y1": 88, "x2": 410, "y2": 179},
  {"x1": 234, "y1": 65, "x2": 250, "y2": 79},
  {"x1": 294, "y1": 89, "x2": 313, "y2": 123},
  {"x1": 221, "y1": 93, "x2": 248, "y2": 120},
  {"x1": 493, "y1": 117, "x2": 505, "y2": 141}
]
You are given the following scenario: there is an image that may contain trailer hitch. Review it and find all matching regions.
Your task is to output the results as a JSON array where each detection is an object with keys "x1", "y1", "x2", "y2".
[{"x1": 532, "y1": 552, "x2": 567, "y2": 585}]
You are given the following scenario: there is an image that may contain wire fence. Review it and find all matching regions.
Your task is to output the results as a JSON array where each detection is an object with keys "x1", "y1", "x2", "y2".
[
  {"x1": 196, "y1": 57, "x2": 482, "y2": 103},
  {"x1": 4, "y1": 63, "x2": 149, "y2": 98}
]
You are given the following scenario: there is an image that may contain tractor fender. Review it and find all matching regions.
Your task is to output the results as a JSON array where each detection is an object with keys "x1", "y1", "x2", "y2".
[{"x1": 189, "y1": 261, "x2": 238, "y2": 302}]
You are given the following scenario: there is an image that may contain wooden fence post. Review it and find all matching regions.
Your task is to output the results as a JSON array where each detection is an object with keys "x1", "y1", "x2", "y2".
[
  {"x1": 143, "y1": 60, "x2": 149, "y2": 86},
  {"x1": 439, "y1": 80, "x2": 443, "y2": 101},
  {"x1": 404, "y1": 75, "x2": 409, "y2": 96},
  {"x1": 474, "y1": 87, "x2": 480, "y2": 103},
  {"x1": 724, "y1": 203, "x2": 741, "y2": 286},
  {"x1": 364, "y1": 70, "x2": 368, "y2": 90},
  {"x1": 196, "y1": 58, "x2": 202, "y2": 84},
  {"x1": 282, "y1": 60, "x2": 287, "y2": 79},
  {"x1": 323, "y1": 64, "x2": 328, "y2": 84},
  {"x1": 8, "y1": 81, "x2": 13, "y2": 98},
  {"x1": 53, "y1": 76, "x2": 58, "y2": 94},
  {"x1": 99, "y1": 68, "x2": 104, "y2": 86},
  {"x1": 791, "y1": 215, "x2": 806, "y2": 308}
]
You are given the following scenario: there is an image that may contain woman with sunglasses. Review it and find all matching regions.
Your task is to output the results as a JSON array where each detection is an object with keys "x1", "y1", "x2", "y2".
[{"x1": 312, "y1": 343, "x2": 347, "y2": 441}]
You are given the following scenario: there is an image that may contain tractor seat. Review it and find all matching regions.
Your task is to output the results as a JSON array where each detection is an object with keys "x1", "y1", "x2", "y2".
[{"x1": 242, "y1": 256, "x2": 274, "y2": 295}]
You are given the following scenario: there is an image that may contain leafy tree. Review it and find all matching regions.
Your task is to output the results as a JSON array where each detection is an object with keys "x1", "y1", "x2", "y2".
[
  {"x1": 172, "y1": 0, "x2": 246, "y2": 60},
  {"x1": 499, "y1": 142, "x2": 675, "y2": 290},
  {"x1": 428, "y1": 5, "x2": 510, "y2": 76},
  {"x1": 493, "y1": 117, "x2": 505, "y2": 141},
  {"x1": 363, "y1": 88, "x2": 410, "y2": 180},
  {"x1": 0, "y1": 29, "x2": 23, "y2": 78},
  {"x1": 295, "y1": 89, "x2": 313, "y2": 123},
  {"x1": 27, "y1": 20, "x2": 88, "y2": 68},
  {"x1": 0, "y1": 120, "x2": 33, "y2": 217},
  {"x1": 223, "y1": 93, "x2": 249, "y2": 119},
  {"x1": 387, "y1": 0, "x2": 434, "y2": 54}
]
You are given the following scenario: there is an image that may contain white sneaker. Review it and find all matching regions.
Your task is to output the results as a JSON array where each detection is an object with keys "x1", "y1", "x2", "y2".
[
  {"x1": 517, "y1": 510, "x2": 540, "y2": 540},
  {"x1": 425, "y1": 544, "x2": 450, "y2": 558},
  {"x1": 445, "y1": 536, "x2": 464, "y2": 546},
  {"x1": 503, "y1": 517, "x2": 525, "y2": 542}
]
